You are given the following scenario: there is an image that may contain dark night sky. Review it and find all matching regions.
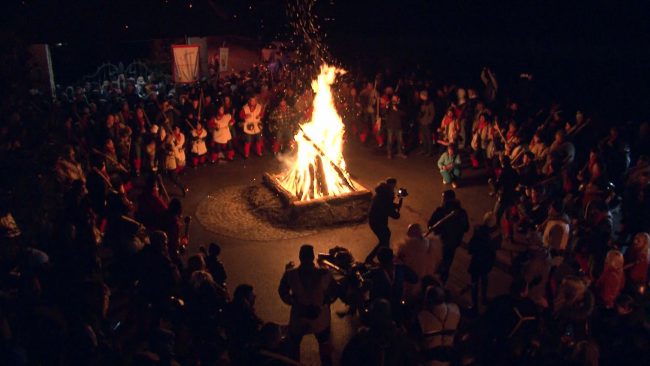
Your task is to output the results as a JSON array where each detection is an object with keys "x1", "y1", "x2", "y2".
[{"x1": 2, "y1": 0, "x2": 650, "y2": 117}]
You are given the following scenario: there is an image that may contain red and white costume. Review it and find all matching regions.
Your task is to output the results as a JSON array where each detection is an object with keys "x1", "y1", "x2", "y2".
[{"x1": 209, "y1": 113, "x2": 235, "y2": 161}]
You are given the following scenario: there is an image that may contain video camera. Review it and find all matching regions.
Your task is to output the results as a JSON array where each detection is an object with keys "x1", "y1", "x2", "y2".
[{"x1": 397, "y1": 187, "x2": 409, "y2": 198}]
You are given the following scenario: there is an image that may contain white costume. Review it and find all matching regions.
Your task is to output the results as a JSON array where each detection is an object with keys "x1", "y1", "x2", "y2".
[
  {"x1": 212, "y1": 114, "x2": 233, "y2": 144},
  {"x1": 396, "y1": 236, "x2": 439, "y2": 300},
  {"x1": 172, "y1": 132, "x2": 186, "y2": 166},
  {"x1": 191, "y1": 128, "x2": 208, "y2": 155},
  {"x1": 242, "y1": 104, "x2": 263, "y2": 135}
]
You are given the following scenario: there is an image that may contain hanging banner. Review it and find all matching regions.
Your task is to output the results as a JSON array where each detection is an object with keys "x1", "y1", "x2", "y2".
[
  {"x1": 219, "y1": 47, "x2": 229, "y2": 72},
  {"x1": 172, "y1": 44, "x2": 200, "y2": 83}
]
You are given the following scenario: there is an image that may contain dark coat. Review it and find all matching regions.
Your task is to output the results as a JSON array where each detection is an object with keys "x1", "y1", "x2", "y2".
[
  {"x1": 427, "y1": 200, "x2": 469, "y2": 246},
  {"x1": 368, "y1": 186, "x2": 400, "y2": 229},
  {"x1": 385, "y1": 106, "x2": 406, "y2": 131},
  {"x1": 468, "y1": 225, "x2": 499, "y2": 276}
]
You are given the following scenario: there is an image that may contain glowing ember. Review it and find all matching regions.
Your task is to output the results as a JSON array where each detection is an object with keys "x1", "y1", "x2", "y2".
[{"x1": 276, "y1": 64, "x2": 356, "y2": 201}]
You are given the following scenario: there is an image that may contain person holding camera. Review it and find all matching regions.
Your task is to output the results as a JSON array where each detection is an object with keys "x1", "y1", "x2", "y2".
[
  {"x1": 278, "y1": 245, "x2": 338, "y2": 366},
  {"x1": 428, "y1": 190, "x2": 469, "y2": 283},
  {"x1": 365, "y1": 178, "x2": 404, "y2": 264}
]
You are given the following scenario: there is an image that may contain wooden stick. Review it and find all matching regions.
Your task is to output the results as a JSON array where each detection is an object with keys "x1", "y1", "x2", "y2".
[
  {"x1": 186, "y1": 119, "x2": 197, "y2": 131},
  {"x1": 91, "y1": 148, "x2": 129, "y2": 174},
  {"x1": 157, "y1": 173, "x2": 171, "y2": 203},
  {"x1": 142, "y1": 109, "x2": 153, "y2": 128},
  {"x1": 298, "y1": 125, "x2": 355, "y2": 191},
  {"x1": 425, "y1": 210, "x2": 459, "y2": 237},
  {"x1": 494, "y1": 123, "x2": 507, "y2": 144},
  {"x1": 197, "y1": 88, "x2": 204, "y2": 123},
  {"x1": 567, "y1": 118, "x2": 591, "y2": 137},
  {"x1": 510, "y1": 146, "x2": 526, "y2": 165}
]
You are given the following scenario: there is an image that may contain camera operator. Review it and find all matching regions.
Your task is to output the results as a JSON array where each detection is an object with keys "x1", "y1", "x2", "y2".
[
  {"x1": 428, "y1": 190, "x2": 469, "y2": 283},
  {"x1": 365, "y1": 178, "x2": 405, "y2": 264},
  {"x1": 278, "y1": 245, "x2": 338, "y2": 366}
]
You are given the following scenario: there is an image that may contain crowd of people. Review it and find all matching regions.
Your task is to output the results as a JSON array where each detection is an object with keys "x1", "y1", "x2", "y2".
[{"x1": 0, "y1": 52, "x2": 648, "y2": 366}]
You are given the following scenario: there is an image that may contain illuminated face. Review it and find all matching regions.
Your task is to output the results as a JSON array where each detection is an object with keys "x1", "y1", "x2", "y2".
[
  {"x1": 249, "y1": 98, "x2": 257, "y2": 107},
  {"x1": 106, "y1": 114, "x2": 115, "y2": 126},
  {"x1": 576, "y1": 112, "x2": 584, "y2": 123},
  {"x1": 280, "y1": 100, "x2": 287, "y2": 109},
  {"x1": 633, "y1": 233, "x2": 648, "y2": 249},
  {"x1": 218, "y1": 106, "x2": 225, "y2": 116},
  {"x1": 136, "y1": 108, "x2": 144, "y2": 118}
]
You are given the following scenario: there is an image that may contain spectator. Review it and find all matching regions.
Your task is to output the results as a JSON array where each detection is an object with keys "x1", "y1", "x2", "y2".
[
  {"x1": 385, "y1": 95, "x2": 407, "y2": 159},
  {"x1": 395, "y1": 223, "x2": 439, "y2": 301},
  {"x1": 594, "y1": 249, "x2": 625, "y2": 309},
  {"x1": 368, "y1": 247, "x2": 417, "y2": 322},
  {"x1": 202, "y1": 242, "x2": 228, "y2": 288},
  {"x1": 278, "y1": 245, "x2": 337, "y2": 365},
  {"x1": 624, "y1": 232, "x2": 649, "y2": 291},
  {"x1": 428, "y1": 190, "x2": 469, "y2": 283},
  {"x1": 437, "y1": 144, "x2": 462, "y2": 188},
  {"x1": 417, "y1": 285, "x2": 461, "y2": 366},
  {"x1": 341, "y1": 298, "x2": 418, "y2": 366},
  {"x1": 467, "y1": 212, "x2": 499, "y2": 312},
  {"x1": 541, "y1": 200, "x2": 571, "y2": 252},
  {"x1": 418, "y1": 90, "x2": 436, "y2": 156},
  {"x1": 225, "y1": 284, "x2": 263, "y2": 364},
  {"x1": 484, "y1": 278, "x2": 538, "y2": 364}
]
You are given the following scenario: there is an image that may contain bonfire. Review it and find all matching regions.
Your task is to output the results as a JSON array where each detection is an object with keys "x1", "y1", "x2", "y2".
[{"x1": 276, "y1": 64, "x2": 357, "y2": 201}]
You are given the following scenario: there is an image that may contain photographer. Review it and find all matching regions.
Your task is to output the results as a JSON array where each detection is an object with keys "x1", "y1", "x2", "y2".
[
  {"x1": 428, "y1": 190, "x2": 469, "y2": 283},
  {"x1": 278, "y1": 245, "x2": 338, "y2": 366},
  {"x1": 365, "y1": 178, "x2": 405, "y2": 264}
]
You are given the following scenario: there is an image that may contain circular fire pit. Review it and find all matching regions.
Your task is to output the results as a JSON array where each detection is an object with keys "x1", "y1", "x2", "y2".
[
  {"x1": 195, "y1": 180, "x2": 371, "y2": 241},
  {"x1": 195, "y1": 185, "x2": 317, "y2": 241}
]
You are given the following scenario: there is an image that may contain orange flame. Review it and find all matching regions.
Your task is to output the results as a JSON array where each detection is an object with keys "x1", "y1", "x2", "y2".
[{"x1": 277, "y1": 64, "x2": 355, "y2": 201}]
